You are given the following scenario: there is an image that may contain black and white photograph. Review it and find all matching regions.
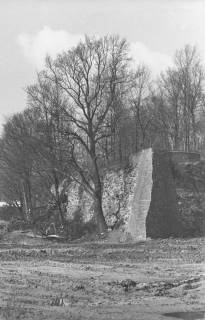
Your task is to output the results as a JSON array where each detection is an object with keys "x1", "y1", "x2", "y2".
[{"x1": 0, "y1": 0, "x2": 204, "y2": 319}]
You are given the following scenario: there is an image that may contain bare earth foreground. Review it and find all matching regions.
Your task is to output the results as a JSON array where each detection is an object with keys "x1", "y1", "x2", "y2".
[{"x1": 0, "y1": 233, "x2": 204, "y2": 320}]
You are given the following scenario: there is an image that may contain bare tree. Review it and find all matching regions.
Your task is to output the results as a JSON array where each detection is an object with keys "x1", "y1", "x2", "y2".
[
  {"x1": 159, "y1": 45, "x2": 205, "y2": 151},
  {"x1": 130, "y1": 65, "x2": 152, "y2": 151},
  {"x1": 44, "y1": 35, "x2": 130, "y2": 232},
  {"x1": 0, "y1": 112, "x2": 35, "y2": 221},
  {"x1": 27, "y1": 75, "x2": 71, "y2": 225},
  {"x1": 159, "y1": 68, "x2": 182, "y2": 150}
]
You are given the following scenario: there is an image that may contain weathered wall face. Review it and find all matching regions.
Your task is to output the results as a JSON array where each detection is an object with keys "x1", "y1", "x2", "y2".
[
  {"x1": 146, "y1": 151, "x2": 180, "y2": 239},
  {"x1": 66, "y1": 182, "x2": 94, "y2": 222},
  {"x1": 126, "y1": 149, "x2": 153, "y2": 240},
  {"x1": 102, "y1": 169, "x2": 127, "y2": 226},
  {"x1": 66, "y1": 150, "x2": 152, "y2": 237}
]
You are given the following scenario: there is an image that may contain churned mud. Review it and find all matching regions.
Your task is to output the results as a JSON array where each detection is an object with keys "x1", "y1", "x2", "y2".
[{"x1": 0, "y1": 234, "x2": 204, "y2": 319}]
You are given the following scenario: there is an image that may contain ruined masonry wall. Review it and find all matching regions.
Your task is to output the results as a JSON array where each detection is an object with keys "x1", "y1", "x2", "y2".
[
  {"x1": 65, "y1": 149, "x2": 205, "y2": 239},
  {"x1": 66, "y1": 149, "x2": 153, "y2": 240}
]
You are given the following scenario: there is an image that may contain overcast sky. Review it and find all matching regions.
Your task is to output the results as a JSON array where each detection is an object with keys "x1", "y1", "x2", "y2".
[{"x1": 0, "y1": 0, "x2": 205, "y2": 131}]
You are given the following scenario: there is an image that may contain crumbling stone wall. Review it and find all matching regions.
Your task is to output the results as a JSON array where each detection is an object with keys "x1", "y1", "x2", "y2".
[
  {"x1": 66, "y1": 151, "x2": 147, "y2": 231},
  {"x1": 66, "y1": 182, "x2": 94, "y2": 222},
  {"x1": 65, "y1": 148, "x2": 205, "y2": 239}
]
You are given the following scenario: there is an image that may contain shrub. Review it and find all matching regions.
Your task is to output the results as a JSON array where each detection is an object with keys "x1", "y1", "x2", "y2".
[
  {"x1": 65, "y1": 209, "x2": 97, "y2": 240},
  {"x1": 7, "y1": 217, "x2": 32, "y2": 232},
  {"x1": 0, "y1": 221, "x2": 8, "y2": 239},
  {"x1": 0, "y1": 205, "x2": 22, "y2": 221}
]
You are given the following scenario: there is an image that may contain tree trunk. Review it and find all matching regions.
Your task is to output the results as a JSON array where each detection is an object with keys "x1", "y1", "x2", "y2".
[
  {"x1": 21, "y1": 181, "x2": 32, "y2": 222},
  {"x1": 54, "y1": 175, "x2": 66, "y2": 225},
  {"x1": 94, "y1": 192, "x2": 107, "y2": 233},
  {"x1": 173, "y1": 117, "x2": 180, "y2": 150},
  {"x1": 118, "y1": 133, "x2": 123, "y2": 162},
  {"x1": 191, "y1": 112, "x2": 197, "y2": 150},
  {"x1": 185, "y1": 121, "x2": 190, "y2": 152},
  {"x1": 88, "y1": 125, "x2": 107, "y2": 233},
  {"x1": 135, "y1": 116, "x2": 138, "y2": 153},
  {"x1": 173, "y1": 130, "x2": 179, "y2": 150}
]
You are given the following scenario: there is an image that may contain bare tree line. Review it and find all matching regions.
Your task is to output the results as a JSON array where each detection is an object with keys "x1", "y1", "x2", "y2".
[{"x1": 0, "y1": 36, "x2": 205, "y2": 233}]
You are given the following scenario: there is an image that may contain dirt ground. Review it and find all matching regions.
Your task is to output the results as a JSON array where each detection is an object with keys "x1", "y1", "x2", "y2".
[{"x1": 0, "y1": 232, "x2": 204, "y2": 320}]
